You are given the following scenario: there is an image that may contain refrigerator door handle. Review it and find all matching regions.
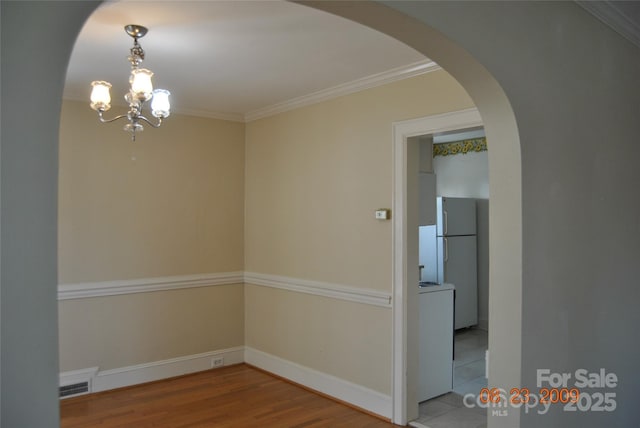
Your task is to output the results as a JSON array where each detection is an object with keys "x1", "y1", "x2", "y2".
[
  {"x1": 443, "y1": 210, "x2": 448, "y2": 235},
  {"x1": 444, "y1": 237, "x2": 449, "y2": 262}
]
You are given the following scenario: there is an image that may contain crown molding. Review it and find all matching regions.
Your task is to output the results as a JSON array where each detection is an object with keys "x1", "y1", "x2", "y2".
[
  {"x1": 64, "y1": 60, "x2": 440, "y2": 124},
  {"x1": 170, "y1": 107, "x2": 245, "y2": 123},
  {"x1": 244, "y1": 60, "x2": 440, "y2": 122},
  {"x1": 577, "y1": 1, "x2": 640, "y2": 49},
  {"x1": 62, "y1": 94, "x2": 246, "y2": 123}
]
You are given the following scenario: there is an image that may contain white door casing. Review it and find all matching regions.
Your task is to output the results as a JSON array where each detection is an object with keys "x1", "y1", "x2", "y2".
[{"x1": 392, "y1": 108, "x2": 483, "y2": 423}]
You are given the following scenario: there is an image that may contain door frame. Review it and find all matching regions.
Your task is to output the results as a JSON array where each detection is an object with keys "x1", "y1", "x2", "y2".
[{"x1": 392, "y1": 108, "x2": 483, "y2": 423}]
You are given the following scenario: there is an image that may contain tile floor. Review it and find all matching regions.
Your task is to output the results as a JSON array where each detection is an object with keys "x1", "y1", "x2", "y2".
[
  {"x1": 453, "y1": 328, "x2": 488, "y2": 397},
  {"x1": 411, "y1": 328, "x2": 488, "y2": 428}
]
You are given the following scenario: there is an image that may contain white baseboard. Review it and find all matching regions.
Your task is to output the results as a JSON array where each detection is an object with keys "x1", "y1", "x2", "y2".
[
  {"x1": 61, "y1": 346, "x2": 391, "y2": 420},
  {"x1": 93, "y1": 347, "x2": 244, "y2": 392},
  {"x1": 59, "y1": 366, "x2": 99, "y2": 398},
  {"x1": 60, "y1": 347, "x2": 244, "y2": 396},
  {"x1": 244, "y1": 346, "x2": 392, "y2": 419}
]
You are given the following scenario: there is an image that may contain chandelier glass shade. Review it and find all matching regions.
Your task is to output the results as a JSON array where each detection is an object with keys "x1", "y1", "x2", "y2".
[{"x1": 89, "y1": 25, "x2": 170, "y2": 141}]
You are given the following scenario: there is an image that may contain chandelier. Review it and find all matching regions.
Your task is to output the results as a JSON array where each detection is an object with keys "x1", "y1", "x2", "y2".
[{"x1": 90, "y1": 25, "x2": 171, "y2": 141}]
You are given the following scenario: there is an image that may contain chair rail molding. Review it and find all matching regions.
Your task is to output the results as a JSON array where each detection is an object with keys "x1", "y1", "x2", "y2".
[
  {"x1": 244, "y1": 272, "x2": 392, "y2": 308},
  {"x1": 58, "y1": 271, "x2": 244, "y2": 300}
]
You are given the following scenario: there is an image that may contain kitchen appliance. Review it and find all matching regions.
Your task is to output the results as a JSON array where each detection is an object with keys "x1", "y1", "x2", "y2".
[
  {"x1": 419, "y1": 196, "x2": 478, "y2": 329},
  {"x1": 418, "y1": 283, "x2": 454, "y2": 401}
]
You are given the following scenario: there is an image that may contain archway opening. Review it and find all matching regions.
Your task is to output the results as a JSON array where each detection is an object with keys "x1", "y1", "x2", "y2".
[
  {"x1": 301, "y1": 2, "x2": 523, "y2": 426},
  {"x1": 0, "y1": 2, "x2": 522, "y2": 427}
]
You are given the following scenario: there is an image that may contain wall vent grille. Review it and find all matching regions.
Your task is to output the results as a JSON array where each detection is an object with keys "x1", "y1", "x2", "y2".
[{"x1": 59, "y1": 382, "x2": 89, "y2": 398}]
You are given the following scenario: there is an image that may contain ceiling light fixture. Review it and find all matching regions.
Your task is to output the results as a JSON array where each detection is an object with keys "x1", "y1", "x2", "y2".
[{"x1": 90, "y1": 25, "x2": 170, "y2": 141}]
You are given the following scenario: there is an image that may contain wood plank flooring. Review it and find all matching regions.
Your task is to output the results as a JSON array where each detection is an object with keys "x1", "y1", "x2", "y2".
[{"x1": 60, "y1": 364, "x2": 401, "y2": 427}]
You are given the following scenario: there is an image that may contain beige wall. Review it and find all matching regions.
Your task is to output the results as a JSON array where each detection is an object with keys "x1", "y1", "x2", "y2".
[
  {"x1": 245, "y1": 284, "x2": 391, "y2": 393},
  {"x1": 245, "y1": 70, "x2": 474, "y2": 394},
  {"x1": 245, "y1": 70, "x2": 474, "y2": 289},
  {"x1": 58, "y1": 101, "x2": 245, "y2": 371},
  {"x1": 59, "y1": 70, "x2": 474, "y2": 395},
  {"x1": 59, "y1": 100, "x2": 245, "y2": 283},
  {"x1": 59, "y1": 284, "x2": 244, "y2": 372}
]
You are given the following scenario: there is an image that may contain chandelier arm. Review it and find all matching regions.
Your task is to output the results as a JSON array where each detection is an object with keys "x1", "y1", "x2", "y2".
[
  {"x1": 96, "y1": 111, "x2": 129, "y2": 124},
  {"x1": 89, "y1": 26, "x2": 170, "y2": 139},
  {"x1": 137, "y1": 115, "x2": 164, "y2": 129}
]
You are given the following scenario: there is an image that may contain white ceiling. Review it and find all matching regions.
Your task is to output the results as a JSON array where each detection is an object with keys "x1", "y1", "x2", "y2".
[
  {"x1": 64, "y1": 0, "x2": 428, "y2": 122},
  {"x1": 65, "y1": 1, "x2": 640, "y2": 123}
]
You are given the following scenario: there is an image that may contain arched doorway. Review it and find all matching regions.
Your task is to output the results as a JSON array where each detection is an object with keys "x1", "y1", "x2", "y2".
[
  {"x1": 1, "y1": 2, "x2": 521, "y2": 427},
  {"x1": 300, "y1": 2, "x2": 522, "y2": 426}
]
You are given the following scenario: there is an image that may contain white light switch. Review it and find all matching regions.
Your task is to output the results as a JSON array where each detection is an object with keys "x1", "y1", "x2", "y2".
[{"x1": 375, "y1": 209, "x2": 391, "y2": 220}]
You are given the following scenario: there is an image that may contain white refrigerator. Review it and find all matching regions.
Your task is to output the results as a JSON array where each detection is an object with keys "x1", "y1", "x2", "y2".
[{"x1": 419, "y1": 197, "x2": 478, "y2": 329}]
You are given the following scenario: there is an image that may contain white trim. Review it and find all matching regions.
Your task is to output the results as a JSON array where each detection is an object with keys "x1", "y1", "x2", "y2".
[
  {"x1": 65, "y1": 60, "x2": 439, "y2": 123},
  {"x1": 58, "y1": 271, "x2": 391, "y2": 307},
  {"x1": 244, "y1": 272, "x2": 392, "y2": 308},
  {"x1": 59, "y1": 366, "x2": 99, "y2": 398},
  {"x1": 90, "y1": 347, "x2": 244, "y2": 393},
  {"x1": 391, "y1": 108, "x2": 482, "y2": 425},
  {"x1": 577, "y1": 1, "x2": 640, "y2": 49},
  {"x1": 62, "y1": 347, "x2": 391, "y2": 418},
  {"x1": 393, "y1": 108, "x2": 483, "y2": 140},
  {"x1": 172, "y1": 107, "x2": 245, "y2": 123},
  {"x1": 61, "y1": 95, "x2": 246, "y2": 123},
  {"x1": 58, "y1": 271, "x2": 244, "y2": 300},
  {"x1": 244, "y1": 60, "x2": 440, "y2": 122},
  {"x1": 244, "y1": 347, "x2": 392, "y2": 419}
]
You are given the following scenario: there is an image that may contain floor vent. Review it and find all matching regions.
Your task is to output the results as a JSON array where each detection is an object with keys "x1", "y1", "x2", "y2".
[{"x1": 59, "y1": 382, "x2": 89, "y2": 398}]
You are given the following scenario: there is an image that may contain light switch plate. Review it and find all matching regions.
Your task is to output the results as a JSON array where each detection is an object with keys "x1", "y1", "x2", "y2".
[{"x1": 375, "y1": 209, "x2": 391, "y2": 220}]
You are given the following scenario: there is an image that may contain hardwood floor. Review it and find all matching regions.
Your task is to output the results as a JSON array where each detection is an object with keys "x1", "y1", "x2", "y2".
[{"x1": 60, "y1": 364, "x2": 401, "y2": 427}]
